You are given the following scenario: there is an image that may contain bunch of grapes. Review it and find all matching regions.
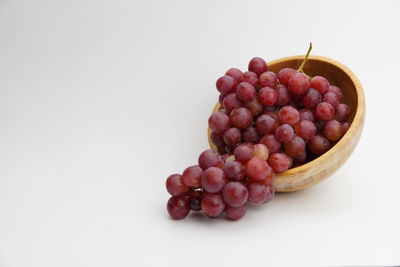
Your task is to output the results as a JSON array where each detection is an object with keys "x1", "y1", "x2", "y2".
[{"x1": 166, "y1": 44, "x2": 352, "y2": 221}]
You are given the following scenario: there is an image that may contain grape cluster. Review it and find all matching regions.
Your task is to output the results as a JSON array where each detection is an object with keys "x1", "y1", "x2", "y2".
[{"x1": 166, "y1": 53, "x2": 352, "y2": 221}]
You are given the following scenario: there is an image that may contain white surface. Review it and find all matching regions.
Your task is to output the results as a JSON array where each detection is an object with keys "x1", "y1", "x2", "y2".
[{"x1": 0, "y1": 0, "x2": 399, "y2": 266}]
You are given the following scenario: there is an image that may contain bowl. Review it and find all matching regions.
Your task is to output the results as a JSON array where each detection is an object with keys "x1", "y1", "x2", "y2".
[{"x1": 208, "y1": 55, "x2": 365, "y2": 192}]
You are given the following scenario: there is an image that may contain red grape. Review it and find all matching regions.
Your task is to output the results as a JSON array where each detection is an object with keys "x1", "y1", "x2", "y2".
[
  {"x1": 259, "y1": 134, "x2": 282, "y2": 153},
  {"x1": 302, "y1": 88, "x2": 321, "y2": 108},
  {"x1": 167, "y1": 196, "x2": 190, "y2": 219},
  {"x1": 188, "y1": 190, "x2": 202, "y2": 211},
  {"x1": 198, "y1": 149, "x2": 223, "y2": 170},
  {"x1": 223, "y1": 160, "x2": 245, "y2": 181},
  {"x1": 225, "y1": 205, "x2": 247, "y2": 221},
  {"x1": 275, "y1": 123, "x2": 294, "y2": 142},
  {"x1": 236, "y1": 82, "x2": 256, "y2": 102},
  {"x1": 166, "y1": 174, "x2": 188, "y2": 196},
  {"x1": 201, "y1": 167, "x2": 226, "y2": 193},
  {"x1": 288, "y1": 72, "x2": 310, "y2": 94},
  {"x1": 323, "y1": 91, "x2": 339, "y2": 107},
  {"x1": 258, "y1": 87, "x2": 278, "y2": 106},
  {"x1": 310, "y1": 76, "x2": 330, "y2": 94},
  {"x1": 275, "y1": 84, "x2": 292, "y2": 106},
  {"x1": 263, "y1": 105, "x2": 277, "y2": 113},
  {"x1": 256, "y1": 114, "x2": 279, "y2": 135},
  {"x1": 259, "y1": 71, "x2": 277, "y2": 87},
  {"x1": 293, "y1": 150, "x2": 307, "y2": 164},
  {"x1": 234, "y1": 143, "x2": 254, "y2": 163},
  {"x1": 342, "y1": 122, "x2": 350, "y2": 134},
  {"x1": 216, "y1": 75, "x2": 237, "y2": 94},
  {"x1": 284, "y1": 135, "x2": 306, "y2": 157},
  {"x1": 209, "y1": 111, "x2": 231, "y2": 134},
  {"x1": 225, "y1": 68, "x2": 243, "y2": 81},
  {"x1": 294, "y1": 120, "x2": 316, "y2": 140},
  {"x1": 222, "y1": 182, "x2": 249, "y2": 207},
  {"x1": 315, "y1": 102, "x2": 334, "y2": 121},
  {"x1": 277, "y1": 68, "x2": 296, "y2": 86},
  {"x1": 268, "y1": 152, "x2": 291, "y2": 173},
  {"x1": 329, "y1": 85, "x2": 344, "y2": 102},
  {"x1": 223, "y1": 127, "x2": 242, "y2": 146},
  {"x1": 201, "y1": 193, "x2": 225, "y2": 217},
  {"x1": 245, "y1": 157, "x2": 270, "y2": 182},
  {"x1": 230, "y1": 107, "x2": 252, "y2": 129},
  {"x1": 253, "y1": 144, "x2": 269, "y2": 160},
  {"x1": 182, "y1": 165, "x2": 203, "y2": 188},
  {"x1": 308, "y1": 134, "x2": 330, "y2": 155},
  {"x1": 244, "y1": 97, "x2": 263, "y2": 116},
  {"x1": 323, "y1": 120, "x2": 343, "y2": 141},
  {"x1": 242, "y1": 126, "x2": 261, "y2": 144},
  {"x1": 335, "y1": 103, "x2": 351, "y2": 122},
  {"x1": 248, "y1": 57, "x2": 268, "y2": 75},
  {"x1": 278, "y1": 106, "x2": 300, "y2": 126},
  {"x1": 299, "y1": 108, "x2": 315, "y2": 121},
  {"x1": 248, "y1": 182, "x2": 274, "y2": 204},
  {"x1": 241, "y1": 71, "x2": 258, "y2": 86},
  {"x1": 210, "y1": 131, "x2": 225, "y2": 148},
  {"x1": 222, "y1": 93, "x2": 242, "y2": 113}
]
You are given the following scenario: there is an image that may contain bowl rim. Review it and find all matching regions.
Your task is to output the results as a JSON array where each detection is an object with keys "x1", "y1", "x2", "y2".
[{"x1": 209, "y1": 55, "x2": 365, "y2": 177}]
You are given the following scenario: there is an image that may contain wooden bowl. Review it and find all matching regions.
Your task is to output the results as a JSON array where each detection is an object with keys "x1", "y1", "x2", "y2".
[{"x1": 208, "y1": 55, "x2": 365, "y2": 192}]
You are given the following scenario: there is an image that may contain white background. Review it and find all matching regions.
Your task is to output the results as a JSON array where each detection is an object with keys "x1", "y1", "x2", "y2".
[{"x1": 0, "y1": 0, "x2": 399, "y2": 266}]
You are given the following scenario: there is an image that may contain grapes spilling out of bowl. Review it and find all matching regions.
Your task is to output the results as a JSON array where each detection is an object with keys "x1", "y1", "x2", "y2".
[{"x1": 165, "y1": 43, "x2": 352, "y2": 221}]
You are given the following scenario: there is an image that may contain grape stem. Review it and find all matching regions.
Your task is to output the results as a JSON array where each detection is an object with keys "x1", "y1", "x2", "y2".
[{"x1": 297, "y1": 42, "x2": 313, "y2": 73}]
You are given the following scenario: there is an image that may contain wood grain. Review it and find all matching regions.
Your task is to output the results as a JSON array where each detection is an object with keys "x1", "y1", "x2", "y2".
[{"x1": 208, "y1": 55, "x2": 365, "y2": 192}]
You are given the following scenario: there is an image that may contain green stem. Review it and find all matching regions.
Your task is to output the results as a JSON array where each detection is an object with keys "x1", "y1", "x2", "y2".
[{"x1": 298, "y1": 42, "x2": 313, "y2": 73}]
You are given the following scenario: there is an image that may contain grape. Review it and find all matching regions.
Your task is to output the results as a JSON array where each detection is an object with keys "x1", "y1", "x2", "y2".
[
  {"x1": 256, "y1": 114, "x2": 279, "y2": 135},
  {"x1": 253, "y1": 144, "x2": 269, "y2": 160},
  {"x1": 243, "y1": 97, "x2": 263, "y2": 116},
  {"x1": 234, "y1": 143, "x2": 254, "y2": 163},
  {"x1": 222, "y1": 93, "x2": 243, "y2": 113},
  {"x1": 329, "y1": 85, "x2": 344, "y2": 102},
  {"x1": 308, "y1": 134, "x2": 330, "y2": 155},
  {"x1": 241, "y1": 71, "x2": 258, "y2": 86},
  {"x1": 258, "y1": 87, "x2": 278, "y2": 106},
  {"x1": 263, "y1": 105, "x2": 277, "y2": 113},
  {"x1": 275, "y1": 123, "x2": 294, "y2": 142},
  {"x1": 259, "y1": 71, "x2": 277, "y2": 87},
  {"x1": 260, "y1": 169, "x2": 275, "y2": 186},
  {"x1": 265, "y1": 111, "x2": 279, "y2": 120},
  {"x1": 323, "y1": 91, "x2": 339, "y2": 107},
  {"x1": 225, "y1": 205, "x2": 246, "y2": 221},
  {"x1": 225, "y1": 68, "x2": 243, "y2": 81},
  {"x1": 245, "y1": 157, "x2": 270, "y2": 182},
  {"x1": 299, "y1": 108, "x2": 315, "y2": 121},
  {"x1": 323, "y1": 120, "x2": 343, "y2": 141},
  {"x1": 275, "y1": 84, "x2": 292, "y2": 106},
  {"x1": 216, "y1": 75, "x2": 237, "y2": 94},
  {"x1": 198, "y1": 149, "x2": 223, "y2": 170},
  {"x1": 268, "y1": 152, "x2": 291, "y2": 173},
  {"x1": 222, "y1": 182, "x2": 249, "y2": 207},
  {"x1": 167, "y1": 196, "x2": 190, "y2": 219},
  {"x1": 201, "y1": 193, "x2": 225, "y2": 217},
  {"x1": 302, "y1": 88, "x2": 321, "y2": 108},
  {"x1": 284, "y1": 135, "x2": 306, "y2": 157},
  {"x1": 166, "y1": 174, "x2": 188, "y2": 196},
  {"x1": 335, "y1": 103, "x2": 351, "y2": 122},
  {"x1": 222, "y1": 153, "x2": 233, "y2": 162},
  {"x1": 242, "y1": 126, "x2": 260, "y2": 144},
  {"x1": 277, "y1": 68, "x2": 296, "y2": 86},
  {"x1": 182, "y1": 165, "x2": 203, "y2": 188},
  {"x1": 230, "y1": 107, "x2": 252, "y2": 129},
  {"x1": 219, "y1": 92, "x2": 227, "y2": 105},
  {"x1": 278, "y1": 106, "x2": 300, "y2": 126},
  {"x1": 342, "y1": 122, "x2": 350, "y2": 134},
  {"x1": 224, "y1": 145, "x2": 235, "y2": 155},
  {"x1": 310, "y1": 76, "x2": 330, "y2": 94},
  {"x1": 248, "y1": 182, "x2": 274, "y2": 204},
  {"x1": 188, "y1": 190, "x2": 202, "y2": 211},
  {"x1": 223, "y1": 160, "x2": 245, "y2": 181},
  {"x1": 223, "y1": 127, "x2": 242, "y2": 146},
  {"x1": 209, "y1": 111, "x2": 232, "y2": 134},
  {"x1": 248, "y1": 57, "x2": 268, "y2": 75},
  {"x1": 259, "y1": 134, "x2": 282, "y2": 153},
  {"x1": 201, "y1": 167, "x2": 226, "y2": 193},
  {"x1": 315, "y1": 102, "x2": 334, "y2": 121},
  {"x1": 210, "y1": 131, "x2": 225, "y2": 148},
  {"x1": 294, "y1": 120, "x2": 316, "y2": 140},
  {"x1": 293, "y1": 150, "x2": 307, "y2": 164},
  {"x1": 236, "y1": 82, "x2": 256, "y2": 102},
  {"x1": 288, "y1": 72, "x2": 310, "y2": 95}
]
